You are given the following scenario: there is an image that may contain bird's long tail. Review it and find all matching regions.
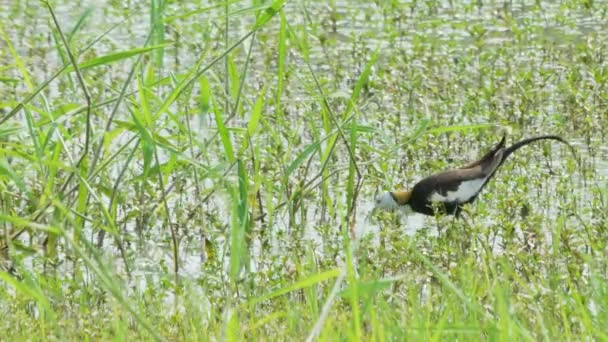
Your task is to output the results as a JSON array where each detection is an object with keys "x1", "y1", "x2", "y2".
[
  {"x1": 471, "y1": 135, "x2": 577, "y2": 203},
  {"x1": 501, "y1": 135, "x2": 577, "y2": 168}
]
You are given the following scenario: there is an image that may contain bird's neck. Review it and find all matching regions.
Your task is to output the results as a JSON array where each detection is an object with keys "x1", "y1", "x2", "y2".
[{"x1": 391, "y1": 190, "x2": 412, "y2": 205}]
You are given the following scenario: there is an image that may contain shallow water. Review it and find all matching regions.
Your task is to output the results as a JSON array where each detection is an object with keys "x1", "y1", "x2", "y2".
[{"x1": 1, "y1": 0, "x2": 607, "y2": 288}]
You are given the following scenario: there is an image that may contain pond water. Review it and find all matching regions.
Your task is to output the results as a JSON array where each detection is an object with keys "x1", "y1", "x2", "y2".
[{"x1": 1, "y1": 0, "x2": 607, "y2": 295}]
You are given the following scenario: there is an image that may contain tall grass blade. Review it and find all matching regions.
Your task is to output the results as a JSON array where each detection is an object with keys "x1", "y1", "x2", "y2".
[
  {"x1": 214, "y1": 99, "x2": 235, "y2": 163},
  {"x1": 64, "y1": 44, "x2": 171, "y2": 72},
  {"x1": 249, "y1": 268, "x2": 341, "y2": 306},
  {"x1": 0, "y1": 24, "x2": 33, "y2": 90},
  {"x1": 230, "y1": 159, "x2": 249, "y2": 281}
]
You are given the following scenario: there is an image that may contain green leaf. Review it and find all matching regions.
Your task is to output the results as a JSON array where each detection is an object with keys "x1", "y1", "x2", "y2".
[
  {"x1": 345, "y1": 46, "x2": 380, "y2": 118},
  {"x1": 254, "y1": 0, "x2": 285, "y2": 28},
  {"x1": 0, "y1": 24, "x2": 33, "y2": 90},
  {"x1": 198, "y1": 75, "x2": 211, "y2": 116},
  {"x1": 247, "y1": 87, "x2": 265, "y2": 136},
  {"x1": 129, "y1": 108, "x2": 154, "y2": 176},
  {"x1": 285, "y1": 139, "x2": 323, "y2": 177},
  {"x1": 213, "y1": 99, "x2": 235, "y2": 163},
  {"x1": 340, "y1": 277, "x2": 398, "y2": 298},
  {"x1": 227, "y1": 56, "x2": 240, "y2": 101},
  {"x1": 0, "y1": 214, "x2": 62, "y2": 235},
  {"x1": 409, "y1": 118, "x2": 431, "y2": 141},
  {"x1": 237, "y1": 158, "x2": 249, "y2": 229},
  {"x1": 0, "y1": 159, "x2": 26, "y2": 192},
  {"x1": 153, "y1": 60, "x2": 203, "y2": 120},
  {"x1": 0, "y1": 124, "x2": 22, "y2": 139},
  {"x1": 68, "y1": 7, "x2": 94, "y2": 42},
  {"x1": 137, "y1": 73, "x2": 152, "y2": 126},
  {"x1": 65, "y1": 44, "x2": 171, "y2": 72},
  {"x1": 276, "y1": 11, "x2": 287, "y2": 113},
  {"x1": 248, "y1": 268, "x2": 342, "y2": 306}
]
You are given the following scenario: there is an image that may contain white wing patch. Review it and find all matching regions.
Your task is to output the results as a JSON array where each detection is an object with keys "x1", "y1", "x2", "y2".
[{"x1": 428, "y1": 178, "x2": 486, "y2": 203}]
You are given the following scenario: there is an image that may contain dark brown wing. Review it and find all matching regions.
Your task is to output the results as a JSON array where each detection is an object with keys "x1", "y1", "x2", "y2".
[
  {"x1": 414, "y1": 166, "x2": 491, "y2": 196},
  {"x1": 411, "y1": 137, "x2": 505, "y2": 201}
]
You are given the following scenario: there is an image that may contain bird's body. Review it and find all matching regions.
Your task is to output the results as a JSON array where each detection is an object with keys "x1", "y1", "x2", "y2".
[{"x1": 375, "y1": 135, "x2": 575, "y2": 216}]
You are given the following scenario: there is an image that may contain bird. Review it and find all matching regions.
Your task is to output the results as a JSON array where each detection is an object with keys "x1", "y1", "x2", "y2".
[{"x1": 374, "y1": 134, "x2": 576, "y2": 217}]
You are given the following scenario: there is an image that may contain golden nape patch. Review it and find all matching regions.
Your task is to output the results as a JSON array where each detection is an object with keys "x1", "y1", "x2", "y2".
[{"x1": 392, "y1": 190, "x2": 412, "y2": 205}]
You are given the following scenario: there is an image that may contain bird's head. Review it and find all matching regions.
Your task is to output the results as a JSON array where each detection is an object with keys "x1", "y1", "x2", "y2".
[{"x1": 374, "y1": 190, "x2": 412, "y2": 211}]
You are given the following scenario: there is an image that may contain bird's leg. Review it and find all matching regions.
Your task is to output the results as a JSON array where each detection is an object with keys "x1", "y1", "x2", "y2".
[
  {"x1": 431, "y1": 203, "x2": 447, "y2": 238},
  {"x1": 433, "y1": 215, "x2": 442, "y2": 238},
  {"x1": 458, "y1": 208, "x2": 473, "y2": 228},
  {"x1": 455, "y1": 205, "x2": 475, "y2": 254}
]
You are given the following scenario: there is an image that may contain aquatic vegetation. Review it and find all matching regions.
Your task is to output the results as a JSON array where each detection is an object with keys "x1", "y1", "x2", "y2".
[{"x1": 0, "y1": 0, "x2": 606, "y2": 340}]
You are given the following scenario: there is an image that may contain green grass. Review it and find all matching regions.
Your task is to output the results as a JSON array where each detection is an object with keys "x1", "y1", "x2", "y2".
[{"x1": 0, "y1": 0, "x2": 607, "y2": 340}]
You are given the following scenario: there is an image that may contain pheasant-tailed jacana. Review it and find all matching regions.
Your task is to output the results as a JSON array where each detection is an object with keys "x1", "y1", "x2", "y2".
[{"x1": 374, "y1": 135, "x2": 576, "y2": 216}]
